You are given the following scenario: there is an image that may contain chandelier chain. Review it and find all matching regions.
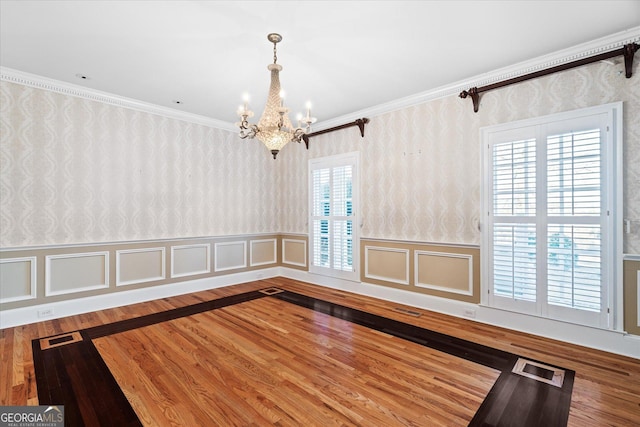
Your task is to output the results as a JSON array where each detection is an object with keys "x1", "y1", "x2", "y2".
[{"x1": 273, "y1": 42, "x2": 278, "y2": 64}]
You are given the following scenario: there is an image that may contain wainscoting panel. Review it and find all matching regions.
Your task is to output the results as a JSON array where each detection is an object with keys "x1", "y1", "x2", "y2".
[
  {"x1": 250, "y1": 239, "x2": 277, "y2": 267},
  {"x1": 623, "y1": 258, "x2": 640, "y2": 335},
  {"x1": 215, "y1": 241, "x2": 247, "y2": 272},
  {"x1": 1, "y1": 234, "x2": 281, "y2": 314},
  {"x1": 364, "y1": 246, "x2": 410, "y2": 285},
  {"x1": 282, "y1": 238, "x2": 307, "y2": 268},
  {"x1": 46, "y1": 252, "x2": 109, "y2": 296},
  {"x1": 171, "y1": 244, "x2": 210, "y2": 278},
  {"x1": 415, "y1": 251, "x2": 473, "y2": 296},
  {"x1": 360, "y1": 239, "x2": 480, "y2": 303},
  {"x1": 116, "y1": 248, "x2": 165, "y2": 286},
  {"x1": 0, "y1": 256, "x2": 36, "y2": 302}
]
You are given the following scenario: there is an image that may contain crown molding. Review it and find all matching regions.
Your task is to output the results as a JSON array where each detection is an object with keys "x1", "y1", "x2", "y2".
[
  {"x1": 0, "y1": 67, "x2": 237, "y2": 132},
  {"x1": 2, "y1": 26, "x2": 639, "y2": 134},
  {"x1": 313, "y1": 26, "x2": 640, "y2": 132}
]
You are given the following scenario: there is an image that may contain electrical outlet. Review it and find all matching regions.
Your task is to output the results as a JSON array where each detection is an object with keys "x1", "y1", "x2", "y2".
[
  {"x1": 37, "y1": 308, "x2": 54, "y2": 318},
  {"x1": 463, "y1": 309, "x2": 476, "y2": 319}
]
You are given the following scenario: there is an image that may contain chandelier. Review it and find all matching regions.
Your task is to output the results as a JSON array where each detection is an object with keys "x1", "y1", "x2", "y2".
[{"x1": 236, "y1": 33, "x2": 316, "y2": 159}]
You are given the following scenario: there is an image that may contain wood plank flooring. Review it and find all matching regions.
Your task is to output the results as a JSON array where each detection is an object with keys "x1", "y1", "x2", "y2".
[
  {"x1": 94, "y1": 296, "x2": 499, "y2": 426},
  {"x1": 2, "y1": 277, "x2": 640, "y2": 426}
]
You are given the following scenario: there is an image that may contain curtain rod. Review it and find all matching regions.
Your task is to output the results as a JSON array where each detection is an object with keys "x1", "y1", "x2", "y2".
[
  {"x1": 301, "y1": 118, "x2": 369, "y2": 149},
  {"x1": 460, "y1": 42, "x2": 639, "y2": 113}
]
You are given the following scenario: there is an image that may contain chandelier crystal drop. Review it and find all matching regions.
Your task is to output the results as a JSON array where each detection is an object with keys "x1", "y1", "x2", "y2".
[{"x1": 236, "y1": 33, "x2": 316, "y2": 159}]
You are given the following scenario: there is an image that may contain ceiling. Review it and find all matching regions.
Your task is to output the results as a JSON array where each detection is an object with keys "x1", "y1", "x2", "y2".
[{"x1": 1, "y1": 1, "x2": 639, "y2": 128}]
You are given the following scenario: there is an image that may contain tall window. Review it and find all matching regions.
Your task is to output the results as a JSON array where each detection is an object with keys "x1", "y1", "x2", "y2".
[
  {"x1": 309, "y1": 152, "x2": 359, "y2": 281},
  {"x1": 482, "y1": 103, "x2": 622, "y2": 329}
]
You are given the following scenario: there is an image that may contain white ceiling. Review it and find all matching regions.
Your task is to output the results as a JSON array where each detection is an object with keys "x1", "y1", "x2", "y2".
[{"x1": 1, "y1": 1, "x2": 639, "y2": 127}]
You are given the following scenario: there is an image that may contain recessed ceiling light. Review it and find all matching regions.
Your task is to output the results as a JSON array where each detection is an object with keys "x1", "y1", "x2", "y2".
[{"x1": 75, "y1": 73, "x2": 89, "y2": 80}]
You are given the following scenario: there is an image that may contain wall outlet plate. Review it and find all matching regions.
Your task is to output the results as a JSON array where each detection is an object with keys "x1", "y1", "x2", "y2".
[
  {"x1": 463, "y1": 309, "x2": 476, "y2": 319},
  {"x1": 37, "y1": 308, "x2": 54, "y2": 318}
]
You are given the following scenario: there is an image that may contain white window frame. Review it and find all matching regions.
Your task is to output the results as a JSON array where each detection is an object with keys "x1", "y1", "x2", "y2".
[
  {"x1": 480, "y1": 102, "x2": 623, "y2": 331},
  {"x1": 309, "y1": 152, "x2": 360, "y2": 282}
]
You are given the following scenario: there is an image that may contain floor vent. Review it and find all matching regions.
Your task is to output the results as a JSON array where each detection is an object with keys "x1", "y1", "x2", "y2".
[
  {"x1": 512, "y1": 357, "x2": 565, "y2": 388},
  {"x1": 393, "y1": 307, "x2": 422, "y2": 317},
  {"x1": 260, "y1": 287, "x2": 284, "y2": 295},
  {"x1": 40, "y1": 331, "x2": 83, "y2": 350}
]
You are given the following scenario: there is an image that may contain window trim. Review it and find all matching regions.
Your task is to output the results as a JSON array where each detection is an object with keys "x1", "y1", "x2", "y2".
[{"x1": 480, "y1": 102, "x2": 623, "y2": 331}]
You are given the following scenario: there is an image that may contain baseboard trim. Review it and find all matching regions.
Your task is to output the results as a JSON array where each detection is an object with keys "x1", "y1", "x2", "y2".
[
  {"x1": 0, "y1": 267, "x2": 279, "y2": 329},
  {"x1": 279, "y1": 268, "x2": 640, "y2": 359},
  {"x1": 3, "y1": 266, "x2": 638, "y2": 359}
]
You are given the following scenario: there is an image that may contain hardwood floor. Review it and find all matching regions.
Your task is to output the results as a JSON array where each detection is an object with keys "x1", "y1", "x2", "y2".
[
  {"x1": 2, "y1": 277, "x2": 639, "y2": 426},
  {"x1": 95, "y1": 297, "x2": 497, "y2": 426}
]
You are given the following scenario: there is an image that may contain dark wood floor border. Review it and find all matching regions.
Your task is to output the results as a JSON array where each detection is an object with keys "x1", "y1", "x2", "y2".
[
  {"x1": 84, "y1": 290, "x2": 266, "y2": 339},
  {"x1": 274, "y1": 290, "x2": 575, "y2": 427},
  {"x1": 272, "y1": 291, "x2": 518, "y2": 371},
  {"x1": 32, "y1": 291, "x2": 267, "y2": 426},
  {"x1": 32, "y1": 336, "x2": 142, "y2": 426},
  {"x1": 32, "y1": 287, "x2": 575, "y2": 426}
]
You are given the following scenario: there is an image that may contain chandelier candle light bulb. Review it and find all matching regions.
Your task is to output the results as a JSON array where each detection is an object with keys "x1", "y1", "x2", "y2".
[{"x1": 236, "y1": 33, "x2": 315, "y2": 159}]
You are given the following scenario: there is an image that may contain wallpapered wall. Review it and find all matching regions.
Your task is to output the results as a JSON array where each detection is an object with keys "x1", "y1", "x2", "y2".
[
  {"x1": 277, "y1": 60, "x2": 640, "y2": 254},
  {"x1": 1, "y1": 60, "x2": 639, "y2": 253},
  {"x1": 0, "y1": 82, "x2": 279, "y2": 247}
]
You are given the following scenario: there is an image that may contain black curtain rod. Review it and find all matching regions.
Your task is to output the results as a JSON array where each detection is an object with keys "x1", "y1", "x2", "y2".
[{"x1": 460, "y1": 42, "x2": 639, "y2": 113}]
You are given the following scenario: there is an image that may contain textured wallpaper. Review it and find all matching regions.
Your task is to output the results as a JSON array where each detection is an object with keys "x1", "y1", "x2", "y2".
[
  {"x1": 1, "y1": 59, "x2": 639, "y2": 253},
  {"x1": 276, "y1": 60, "x2": 640, "y2": 253},
  {"x1": 0, "y1": 81, "x2": 278, "y2": 247}
]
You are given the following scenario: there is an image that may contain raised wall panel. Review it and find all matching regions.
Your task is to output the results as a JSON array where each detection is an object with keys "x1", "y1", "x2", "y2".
[
  {"x1": 364, "y1": 246, "x2": 409, "y2": 285},
  {"x1": 0, "y1": 257, "x2": 36, "y2": 302},
  {"x1": 282, "y1": 239, "x2": 307, "y2": 267},
  {"x1": 621, "y1": 258, "x2": 640, "y2": 335},
  {"x1": 116, "y1": 248, "x2": 165, "y2": 286},
  {"x1": 415, "y1": 251, "x2": 473, "y2": 296},
  {"x1": 46, "y1": 252, "x2": 109, "y2": 296},
  {"x1": 214, "y1": 241, "x2": 247, "y2": 272},
  {"x1": 171, "y1": 244, "x2": 210, "y2": 278},
  {"x1": 250, "y1": 239, "x2": 277, "y2": 267}
]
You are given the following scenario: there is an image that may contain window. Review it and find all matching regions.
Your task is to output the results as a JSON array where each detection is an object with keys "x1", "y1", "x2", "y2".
[
  {"x1": 309, "y1": 152, "x2": 359, "y2": 281},
  {"x1": 481, "y1": 103, "x2": 622, "y2": 329}
]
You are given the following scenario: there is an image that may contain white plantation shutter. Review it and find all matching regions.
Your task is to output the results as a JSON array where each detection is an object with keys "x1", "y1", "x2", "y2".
[
  {"x1": 312, "y1": 168, "x2": 330, "y2": 268},
  {"x1": 332, "y1": 166, "x2": 353, "y2": 271},
  {"x1": 491, "y1": 138, "x2": 538, "y2": 314},
  {"x1": 493, "y1": 139, "x2": 536, "y2": 217},
  {"x1": 493, "y1": 224, "x2": 537, "y2": 302},
  {"x1": 547, "y1": 224, "x2": 601, "y2": 311},
  {"x1": 310, "y1": 153, "x2": 359, "y2": 281},
  {"x1": 483, "y1": 104, "x2": 622, "y2": 329},
  {"x1": 546, "y1": 130, "x2": 602, "y2": 313}
]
